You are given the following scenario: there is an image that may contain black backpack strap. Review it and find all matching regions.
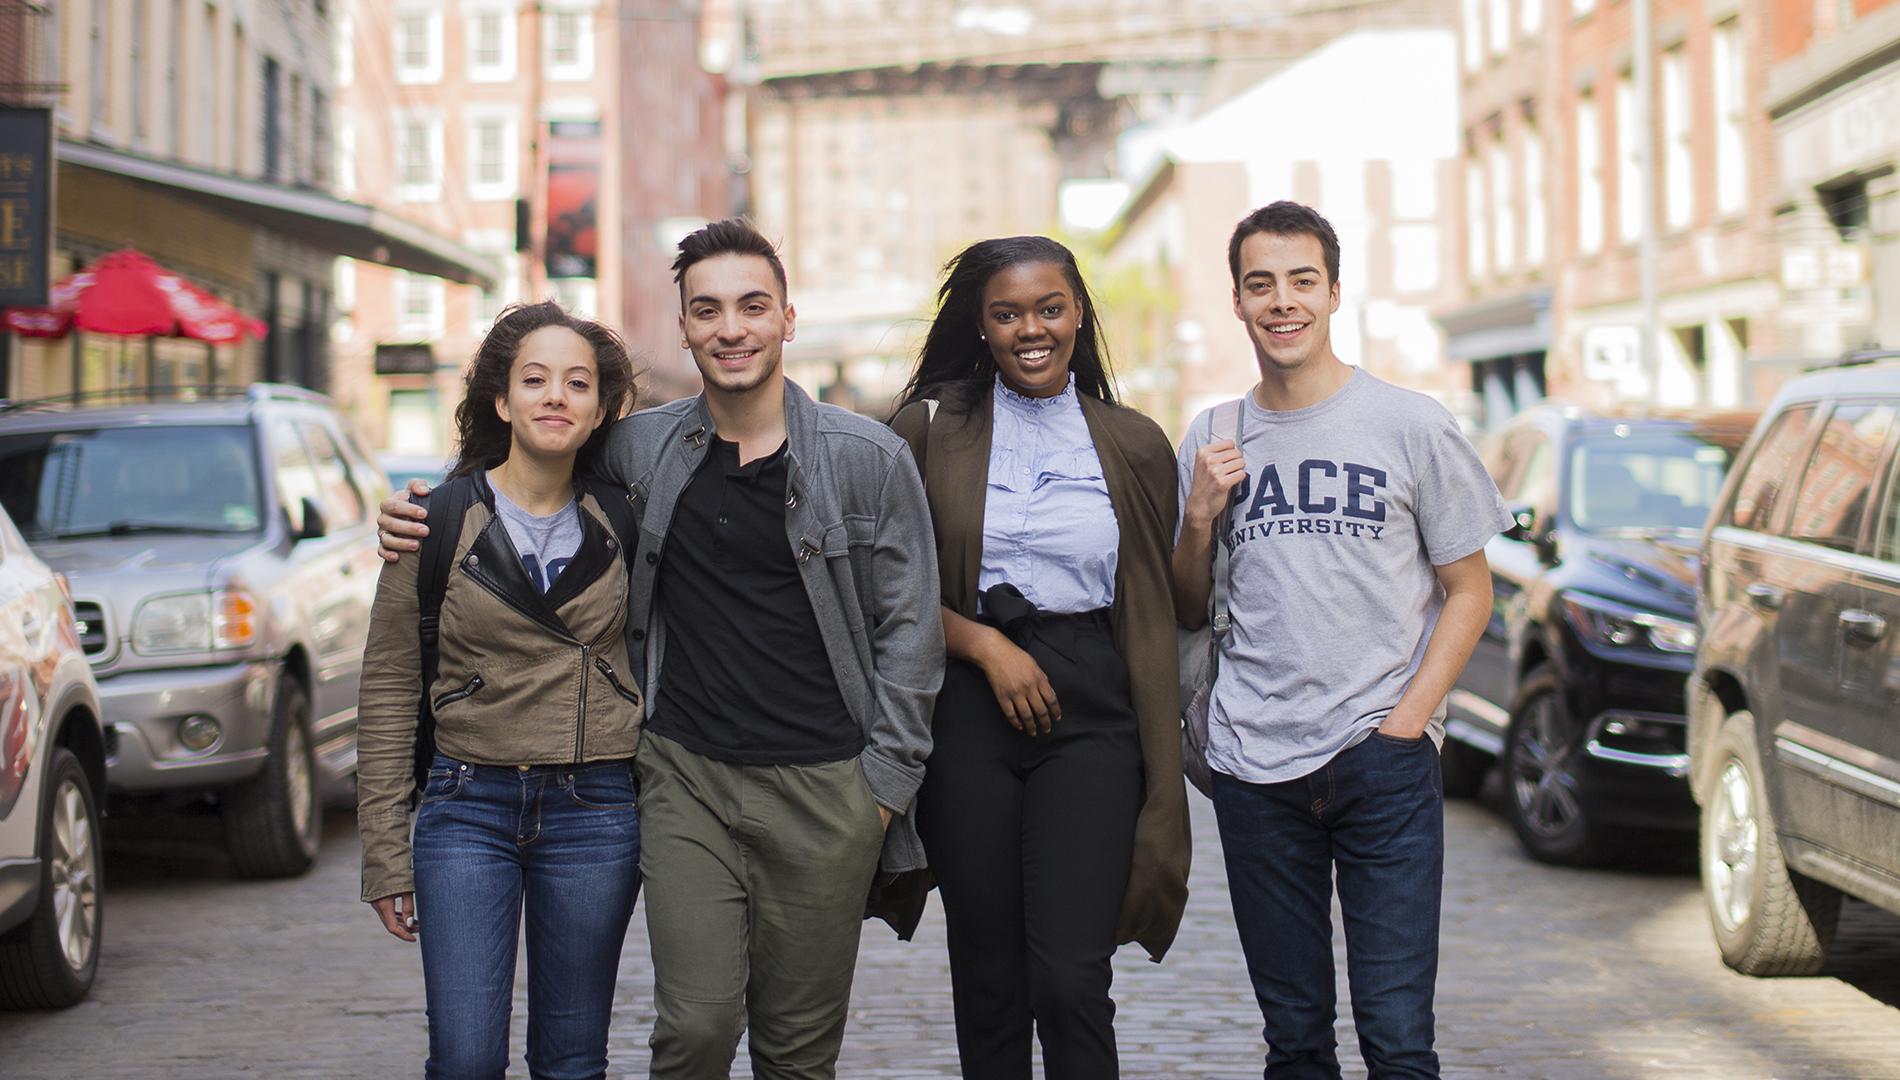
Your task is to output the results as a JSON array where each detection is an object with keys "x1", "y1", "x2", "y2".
[
  {"x1": 411, "y1": 475, "x2": 476, "y2": 801},
  {"x1": 579, "y1": 475, "x2": 638, "y2": 553}
]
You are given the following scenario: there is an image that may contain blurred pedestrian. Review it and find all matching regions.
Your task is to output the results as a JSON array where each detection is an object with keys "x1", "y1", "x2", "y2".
[
  {"x1": 888, "y1": 235, "x2": 1190, "y2": 1080},
  {"x1": 356, "y1": 300, "x2": 643, "y2": 1079},
  {"x1": 376, "y1": 219, "x2": 944, "y2": 1080},
  {"x1": 1173, "y1": 201, "x2": 1509, "y2": 1079}
]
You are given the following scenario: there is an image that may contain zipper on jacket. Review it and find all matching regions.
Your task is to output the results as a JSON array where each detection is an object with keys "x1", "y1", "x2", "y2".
[
  {"x1": 576, "y1": 644, "x2": 590, "y2": 761},
  {"x1": 594, "y1": 656, "x2": 641, "y2": 706},
  {"x1": 432, "y1": 674, "x2": 484, "y2": 713}
]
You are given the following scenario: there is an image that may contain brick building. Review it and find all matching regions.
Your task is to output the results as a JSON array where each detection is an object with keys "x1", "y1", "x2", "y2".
[
  {"x1": 333, "y1": 0, "x2": 730, "y2": 456},
  {"x1": 1767, "y1": 0, "x2": 1900, "y2": 360},
  {"x1": 1443, "y1": 0, "x2": 1788, "y2": 428},
  {"x1": 0, "y1": 0, "x2": 488, "y2": 404}
]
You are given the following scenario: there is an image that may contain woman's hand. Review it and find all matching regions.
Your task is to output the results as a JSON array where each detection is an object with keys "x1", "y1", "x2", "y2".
[
  {"x1": 975, "y1": 631, "x2": 1061, "y2": 736},
  {"x1": 371, "y1": 893, "x2": 420, "y2": 942},
  {"x1": 375, "y1": 479, "x2": 434, "y2": 563}
]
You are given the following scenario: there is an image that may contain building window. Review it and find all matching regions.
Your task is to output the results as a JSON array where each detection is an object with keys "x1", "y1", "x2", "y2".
[
  {"x1": 396, "y1": 273, "x2": 446, "y2": 340},
  {"x1": 395, "y1": 114, "x2": 442, "y2": 201},
  {"x1": 336, "y1": 12, "x2": 354, "y2": 87},
  {"x1": 466, "y1": 111, "x2": 517, "y2": 201},
  {"x1": 395, "y1": 10, "x2": 442, "y2": 85},
  {"x1": 262, "y1": 57, "x2": 282, "y2": 181},
  {"x1": 1662, "y1": 47, "x2": 1692, "y2": 229},
  {"x1": 334, "y1": 118, "x2": 354, "y2": 193},
  {"x1": 130, "y1": 4, "x2": 145, "y2": 144},
  {"x1": 468, "y1": 8, "x2": 516, "y2": 82},
  {"x1": 1466, "y1": 153, "x2": 1489, "y2": 281},
  {"x1": 89, "y1": 0, "x2": 107, "y2": 134},
  {"x1": 165, "y1": 0, "x2": 183, "y2": 154},
  {"x1": 1615, "y1": 72, "x2": 1640, "y2": 244},
  {"x1": 1573, "y1": 0, "x2": 1594, "y2": 15},
  {"x1": 1391, "y1": 224, "x2": 1440, "y2": 293},
  {"x1": 545, "y1": 8, "x2": 594, "y2": 81},
  {"x1": 197, "y1": 2, "x2": 216, "y2": 161},
  {"x1": 1524, "y1": 126, "x2": 1545, "y2": 266},
  {"x1": 1712, "y1": 20, "x2": 1746, "y2": 216},
  {"x1": 312, "y1": 89, "x2": 330, "y2": 188},
  {"x1": 1521, "y1": 0, "x2": 1541, "y2": 35},
  {"x1": 1577, "y1": 92, "x2": 1603, "y2": 255},
  {"x1": 1487, "y1": 0, "x2": 1509, "y2": 55},
  {"x1": 1462, "y1": 0, "x2": 1482, "y2": 71},
  {"x1": 1491, "y1": 137, "x2": 1514, "y2": 272}
]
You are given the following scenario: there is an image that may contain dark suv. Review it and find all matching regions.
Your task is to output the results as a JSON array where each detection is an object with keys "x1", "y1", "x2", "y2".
[
  {"x1": 1690, "y1": 357, "x2": 1900, "y2": 976},
  {"x1": 1447, "y1": 405, "x2": 1757, "y2": 865}
]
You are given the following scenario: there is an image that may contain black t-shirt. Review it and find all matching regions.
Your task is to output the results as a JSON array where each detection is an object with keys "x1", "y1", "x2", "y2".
[{"x1": 648, "y1": 437, "x2": 862, "y2": 764}]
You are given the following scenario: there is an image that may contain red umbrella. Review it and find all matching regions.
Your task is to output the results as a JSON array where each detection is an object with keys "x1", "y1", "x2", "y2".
[{"x1": 2, "y1": 248, "x2": 267, "y2": 345}]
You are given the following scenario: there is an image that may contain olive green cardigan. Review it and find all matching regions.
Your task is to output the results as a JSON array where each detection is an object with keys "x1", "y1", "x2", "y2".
[{"x1": 891, "y1": 389, "x2": 1190, "y2": 961}]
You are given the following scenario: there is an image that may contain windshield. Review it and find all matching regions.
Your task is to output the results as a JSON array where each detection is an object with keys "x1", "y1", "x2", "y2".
[
  {"x1": 1568, "y1": 432, "x2": 1735, "y2": 535},
  {"x1": 0, "y1": 425, "x2": 265, "y2": 541}
]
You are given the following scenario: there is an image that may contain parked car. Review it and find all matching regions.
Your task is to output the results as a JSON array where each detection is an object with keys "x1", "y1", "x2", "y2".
[
  {"x1": 376, "y1": 452, "x2": 449, "y2": 493},
  {"x1": 1445, "y1": 404, "x2": 1757, "y2": 865},
  {"x1": 0, "y1": 499, "x2": 108, "y2": 1008},
  {"x1": 1690, "y1": 355, "x2": 1900, "y2": 975},
  {"x1": 0, "y1": 385, "x2": 387, "y2": 878}
]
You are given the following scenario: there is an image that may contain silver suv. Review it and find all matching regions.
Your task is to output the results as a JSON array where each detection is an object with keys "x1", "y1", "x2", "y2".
[
  {"x1": 0, "y1": 498, "x2": 107, "y2": 1008},
  {"x1": 0, "y1": 386, "x2": 387, "y2": 878}
]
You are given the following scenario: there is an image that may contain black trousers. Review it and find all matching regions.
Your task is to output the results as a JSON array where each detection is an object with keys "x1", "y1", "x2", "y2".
[{"x1": 917, "y1": 604, "x2": 1144, "y2": 1080}]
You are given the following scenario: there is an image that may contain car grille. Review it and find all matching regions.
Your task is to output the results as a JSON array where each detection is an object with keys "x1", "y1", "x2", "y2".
[{"x1": 71, "y1": 601, "x2": 107, "y2": 655}]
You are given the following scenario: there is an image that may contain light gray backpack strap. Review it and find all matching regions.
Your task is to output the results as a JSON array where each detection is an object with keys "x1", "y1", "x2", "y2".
[{"x1": 1209, "y1": 397, "x2": 1244, "y2": 637}]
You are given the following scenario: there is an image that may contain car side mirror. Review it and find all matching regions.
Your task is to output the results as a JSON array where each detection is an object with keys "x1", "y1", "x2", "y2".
[{"x1": 294, "y1": 497, "x2": 328, "y2": 542}]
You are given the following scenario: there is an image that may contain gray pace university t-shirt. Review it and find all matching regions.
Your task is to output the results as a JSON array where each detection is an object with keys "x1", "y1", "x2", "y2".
[
  {"x1": 1176, "y1": 367, "x2": 1511, "y2": 785},
  {"x1": 487, "y1": 472, "x2": 583, "y2": 594}
]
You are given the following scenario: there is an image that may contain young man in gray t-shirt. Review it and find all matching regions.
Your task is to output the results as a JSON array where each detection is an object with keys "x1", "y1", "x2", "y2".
[{"x1": 1174, "y1": 202, "x2": 1508, "y2": 1079}]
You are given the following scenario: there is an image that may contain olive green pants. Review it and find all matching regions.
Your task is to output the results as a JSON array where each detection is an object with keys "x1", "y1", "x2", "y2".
[{"x1": 636, "y1": 731, "x2": 886, "y2": 1080}]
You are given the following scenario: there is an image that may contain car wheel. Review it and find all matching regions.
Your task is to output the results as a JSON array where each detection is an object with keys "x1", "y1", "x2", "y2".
[
  {"x1": 1439, "y1": 737, "x2": 1492, "y2": 799},
  {"x1": 222, "y1": 676, "x2": 321, "y2": 879},
  {"x1": 1699, "y1": 709, "x2": 1840, "y2": 976},
  {"x1": 0, "y1": 748, "x2": 103, "y2": 1009},
  {"x1": 1502, "y1": 665, "x2": 1607, "y2": 866}
]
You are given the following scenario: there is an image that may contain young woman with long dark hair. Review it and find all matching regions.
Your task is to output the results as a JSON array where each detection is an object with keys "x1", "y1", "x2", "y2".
[
  {"x1": 355, "y1": 300, "x2": 642, "y2": 1079},
  {"x1": 889, "y1": 236, "x2": 1189, "y2": 1079}
]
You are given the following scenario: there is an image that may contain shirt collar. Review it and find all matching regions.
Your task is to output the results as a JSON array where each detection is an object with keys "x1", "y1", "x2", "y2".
[{"x1": 993, "y1": 372, "x2": 1077, "y2": 414}]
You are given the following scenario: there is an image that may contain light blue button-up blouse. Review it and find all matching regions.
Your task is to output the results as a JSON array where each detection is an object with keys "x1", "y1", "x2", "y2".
[{"x1": 978, "y1": 374, "x2": 1121, "y2": 614}]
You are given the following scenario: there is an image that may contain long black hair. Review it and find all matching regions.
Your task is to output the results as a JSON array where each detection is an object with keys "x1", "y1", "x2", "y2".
[
  {"x1": 893, "y1": 235, "x2": 1116, "y2": 416},
  {"x1": 448, "y1": 300, "x2": 636, "y2": 480}
]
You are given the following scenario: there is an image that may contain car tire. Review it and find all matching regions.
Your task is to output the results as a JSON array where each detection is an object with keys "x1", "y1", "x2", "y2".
[
  {"x1": 0, "y1": 748, "x2": 104, "y2": 1009},
  {"x1": 1699, "y1": 709, "x2": 1841, "y2": 976},
  {"x1": 1439, "y1": 738, "x2": 1492, "y2": 799},
  {"x1": 222, "y1": 676, "x2": 321, "y2": 879},
  {"x1": 1502, "y1": 665, "x2": 1608, "y2": 866}
]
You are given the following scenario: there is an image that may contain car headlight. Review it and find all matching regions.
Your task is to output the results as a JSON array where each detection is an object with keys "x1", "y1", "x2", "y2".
[
  {"x1": 1559, "y1": 591, "x2": 1698, "y2": 654},
  {"x1": 132, "y1": 590, "x2": 259, "y2": 654}
]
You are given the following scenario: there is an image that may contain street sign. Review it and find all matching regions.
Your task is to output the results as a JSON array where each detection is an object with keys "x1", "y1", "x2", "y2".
[{"x1": 0, "y1": 107, "x2": 52, "y2": 307}]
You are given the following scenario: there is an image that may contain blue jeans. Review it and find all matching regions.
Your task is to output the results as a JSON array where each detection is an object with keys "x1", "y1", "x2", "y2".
[
  {"x1": 412, "y1": 754, "x2": 642, "y2": 1080},
  {"x1": 1212, "y1": 732, "x2": 1443, "y2": 1080}
]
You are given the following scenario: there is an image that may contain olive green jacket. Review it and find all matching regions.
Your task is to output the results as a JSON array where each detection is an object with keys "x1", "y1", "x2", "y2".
[
  {"x1": 355, "y1": 481, "x2": 643, "y2": 903},
  {"x1": 891, "y1": 389, "x2": 1190, "y2": 960}
]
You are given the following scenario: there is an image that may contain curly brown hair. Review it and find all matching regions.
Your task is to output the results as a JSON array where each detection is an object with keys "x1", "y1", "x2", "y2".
[{"x1": 448, "y1": 301, "x2": 636, "y2": 480}]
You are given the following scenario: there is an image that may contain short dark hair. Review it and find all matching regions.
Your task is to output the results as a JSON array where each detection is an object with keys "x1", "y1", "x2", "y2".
[
  {"x1": 671, "y1": 217, "x2": 788, "y2": 301},
  {"x1": 1227, "y1": 201, "x2": 1341, "y2": 288}
]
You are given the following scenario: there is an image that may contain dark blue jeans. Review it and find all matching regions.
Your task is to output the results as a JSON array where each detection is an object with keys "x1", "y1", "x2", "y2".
[
  {"x1": 412, "y1": 754, "x2": 642, "y2": 1080},
  {"x1": 1212, "y1": 732, "x2": 1443, "y2": 1080}
]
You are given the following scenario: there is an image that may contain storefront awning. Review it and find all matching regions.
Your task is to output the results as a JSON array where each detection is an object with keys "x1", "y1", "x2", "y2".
[
  {"x1": 57, "y1": 140, "x2": 498, "y2": 289},
  {"x1": 1436, "y1": 289, "x2": 1553, "y2": 363}
]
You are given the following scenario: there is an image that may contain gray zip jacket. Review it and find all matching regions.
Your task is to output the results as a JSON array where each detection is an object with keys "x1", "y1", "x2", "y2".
[{"x1": 600, "y1": 379, "x2": 943, "y2": 873}]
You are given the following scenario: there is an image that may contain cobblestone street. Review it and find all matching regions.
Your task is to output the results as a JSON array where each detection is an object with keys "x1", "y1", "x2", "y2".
[{"x1": 3, "y1": 786, "x2": 1899, "y2": 1079}]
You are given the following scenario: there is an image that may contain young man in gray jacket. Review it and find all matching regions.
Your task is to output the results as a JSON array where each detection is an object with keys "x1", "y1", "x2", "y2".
[{"x1": 378, "y1": 219, "x2": 943, "y2": 1080}]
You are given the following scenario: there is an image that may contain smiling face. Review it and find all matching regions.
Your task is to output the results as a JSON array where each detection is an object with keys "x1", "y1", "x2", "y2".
[
  {"x1": 1232, "y1": 230, "x2": 1341, "y2": 376},
  {"x1": 980, "y1": 260, "x2": 1081, "y2": 399},
  {"x1": 494, "y1": 325, "x2": 607, "y2": 461},
  {"x1": 678, "y1": 252, "x2": 796, "y2": 397}
]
